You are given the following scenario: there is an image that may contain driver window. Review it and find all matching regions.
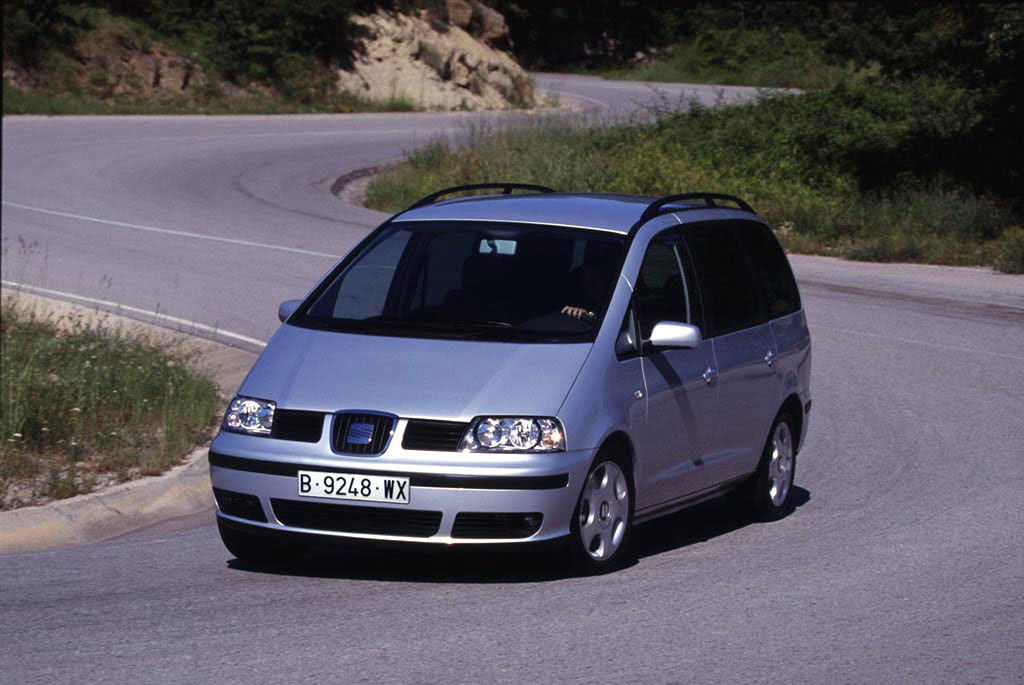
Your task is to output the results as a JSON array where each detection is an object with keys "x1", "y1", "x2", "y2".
[{"x1": 635, "y1": 235, "x2": 694, "y2": 341}]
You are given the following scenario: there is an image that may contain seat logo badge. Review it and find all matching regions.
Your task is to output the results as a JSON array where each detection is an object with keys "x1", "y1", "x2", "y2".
[{"x1": 346, "y1": 422, "x2": 374, "y2": 445}]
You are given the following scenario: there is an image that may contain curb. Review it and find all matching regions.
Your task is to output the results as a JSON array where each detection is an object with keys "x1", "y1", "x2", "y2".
[{"x1": 0, "y1": 446, "x2": 213, "y2": 553}]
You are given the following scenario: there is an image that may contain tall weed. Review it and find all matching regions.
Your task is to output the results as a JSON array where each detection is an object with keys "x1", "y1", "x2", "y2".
[{"x1": 0, "y1": 297, "x2": 221, "y2": 507}]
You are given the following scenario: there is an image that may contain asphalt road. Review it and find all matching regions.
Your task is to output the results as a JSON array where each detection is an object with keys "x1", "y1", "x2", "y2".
[{"x1": 2, "y1": 74, "x2": 1023, "y2": 683}]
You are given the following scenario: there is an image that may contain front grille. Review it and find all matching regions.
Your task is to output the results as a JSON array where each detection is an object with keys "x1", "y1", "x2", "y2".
[
  {"x1": 402, "y1": 419, "x2": 469, "y2": 451},
  {"x1": 271, "y1": 499, "x2": 442, "y2": 538},
  {"x1": 332, "y1": 412, "x2": 396, "y2": 455},
  {"x1": 451, "y1": 512, "x2": 543, "y2": 539},
  {"x1": 213, "y1": 487, "x2": 267, "y2": 522},
  {"x1": 272, "y1": 409, "x2": 325, "y2": 442}
]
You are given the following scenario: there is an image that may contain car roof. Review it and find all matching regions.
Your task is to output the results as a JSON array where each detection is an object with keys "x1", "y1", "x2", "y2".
[{"x1": 393, "y1": 192, "x2": 693, "y2": 234}]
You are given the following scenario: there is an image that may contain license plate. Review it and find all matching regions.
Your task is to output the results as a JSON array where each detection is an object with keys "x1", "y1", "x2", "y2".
[{"x1": 297, "y1": 470, "x2": 410, "y2": 504}]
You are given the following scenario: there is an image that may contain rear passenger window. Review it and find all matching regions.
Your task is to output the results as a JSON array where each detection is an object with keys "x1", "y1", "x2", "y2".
[
  {"x1": 682, "y1": 221, "x2": 761, "y2": 337},
  {"x1": 736, "y1": 221, "x2": 801, "y2": 319}
]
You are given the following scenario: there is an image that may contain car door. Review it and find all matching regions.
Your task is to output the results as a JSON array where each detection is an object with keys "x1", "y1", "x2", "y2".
[
  {"x1": 682, "y1": 220, "x2": 780, "y2": 484},
  {"x1": 632, "y1": 229, "x2": 718, "y2": 509}
]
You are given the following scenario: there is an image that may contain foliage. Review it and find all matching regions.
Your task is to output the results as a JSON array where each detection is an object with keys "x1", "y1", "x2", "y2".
[
  {"x1": 2, "y1": 0, "x2": 391, "y2": 105},
  {"x1": 992, "y1": 227, "x2": 1024, "y2": 275},
  {"x1": 0, "y1": 297, "x2": 221, "y2": 506},
  {"x1": 141, "y1": 0, "x2": 375, "y2": 85},
  {"x1": 821, "y1": 3, "x2": 1024, "y2": 201},
  {"x1": 365, "y1": 86, "x2": 1020, "y2": 271},
  {"x1": 492, "y1": 1, "x2": 834, "y2": 70},
  {"x1": 602, "y1": 28, "x2": 850, "y2": 89},
  {"x1": 2, "y1": 1, "x2": 87, "y2": 67},
  {"x1": 491, "y1": 1, "x2": 670, "y2": 70},
  {"x1": 500, "y1": 1, "x2": 1023, "y2": 208}
]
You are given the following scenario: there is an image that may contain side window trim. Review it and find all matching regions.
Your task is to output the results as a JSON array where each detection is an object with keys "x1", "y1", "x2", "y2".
[
  {"x1": 671, "y1": 242, "x2": 692, "y2": 325},
  {"x1": 672, "y1": 228, "x2": 706, "y2": 338}
]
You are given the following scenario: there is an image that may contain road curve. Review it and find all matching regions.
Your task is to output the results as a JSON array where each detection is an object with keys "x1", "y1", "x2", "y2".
[{"x1": 2, "y1": 74, "x2": 1023, "y2": 683}]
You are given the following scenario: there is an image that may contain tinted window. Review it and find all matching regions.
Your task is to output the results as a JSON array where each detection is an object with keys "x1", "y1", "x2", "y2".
[
  {"x1": 683, "y1": 221, "x2": 761, "y2": 337},
  {"x1": 635, "y1": 232, "x2": 702, "y2": 340},
  {"x1": 298, "y1": 221, "x2": 624, "y2": 343},
  {"x1": 736, "y1": 221, "x2": 801, "y2": 319}
]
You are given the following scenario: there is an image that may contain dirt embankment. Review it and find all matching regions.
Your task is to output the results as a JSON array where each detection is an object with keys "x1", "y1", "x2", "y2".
[{"x1": 4, "y1": 1, "x2": 533, "y2": 112}]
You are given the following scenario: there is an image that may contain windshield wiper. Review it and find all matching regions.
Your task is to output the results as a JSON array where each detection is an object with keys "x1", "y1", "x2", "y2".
[{"x1": 451, "y1": 320, "x2": 512, "y2": 328}]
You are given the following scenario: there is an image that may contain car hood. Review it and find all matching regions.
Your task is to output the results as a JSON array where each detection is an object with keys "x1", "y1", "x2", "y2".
[{"x1": 238, "y1": 324, "x2": 592, "y2": 420}]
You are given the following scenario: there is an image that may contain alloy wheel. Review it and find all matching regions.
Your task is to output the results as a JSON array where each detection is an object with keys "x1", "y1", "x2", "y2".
[{"x1": 578, "y1": 461, "x2": 630, "y2": 561}]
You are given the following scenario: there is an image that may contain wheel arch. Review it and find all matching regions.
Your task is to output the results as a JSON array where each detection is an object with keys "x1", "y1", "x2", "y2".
[
  {"x1": 779, "y1": 393, "x2": 804, "y2": 454},
  {"x1": 595, "y1": 430, "x2": 637, "y2": 486}
]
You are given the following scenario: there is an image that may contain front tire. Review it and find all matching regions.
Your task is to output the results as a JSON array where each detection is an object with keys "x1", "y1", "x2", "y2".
[
  {"x1": 568, "y1": 455, "x2": 634, "y2": 574},
  {"x1": 748, "y1": 412, "x2": 797, "y2": 520},
  {"x1": 217, "y1": 517, "x2": 306, "y2": 565}
]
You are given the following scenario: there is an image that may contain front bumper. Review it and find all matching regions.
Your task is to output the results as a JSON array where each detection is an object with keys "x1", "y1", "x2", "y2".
[{"x1": 209, "y1": 430, "x2": 595, "y2": 545}]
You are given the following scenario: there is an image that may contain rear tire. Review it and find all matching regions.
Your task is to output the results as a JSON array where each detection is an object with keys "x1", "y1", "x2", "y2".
[
  {"x1": 747, "y1": 412, "x2": 797, "y2": 521},
  {"x1": 217, "y1": 517, "x2": 306, "y2": 565},
  {"x1": 568, "y1": 453, "x2": 634, "y2": 574}
]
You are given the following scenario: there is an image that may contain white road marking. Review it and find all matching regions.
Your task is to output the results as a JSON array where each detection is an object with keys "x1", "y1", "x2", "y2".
[
  {"x1": 1, "y1": 201, "x2": 342, "y2": 259},
  {"x1": 810, "y1": 324, "x2": 1024, "y2": 362},
  {"x1": 537, "y1": 88, "x2": 609, "y2": 109},
  {"x1": 1, "y1": 280, "x2": 267, "y2": 348}
]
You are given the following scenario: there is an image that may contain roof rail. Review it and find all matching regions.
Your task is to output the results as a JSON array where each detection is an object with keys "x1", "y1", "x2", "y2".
[
  {"x1": 631, "y1": 192, "x2": 755, "y2": 232},
  {"x1": 407, "y1": 183, "x2": 556, "y2": 210}
]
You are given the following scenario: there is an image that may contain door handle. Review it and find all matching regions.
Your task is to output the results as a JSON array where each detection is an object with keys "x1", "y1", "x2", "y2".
[
  {"x1": 764, "y1": 350, "x2": 776, "y2": 367},
  {"x1": 702, "y1": 366, "x2": 717, "y2": 385}
]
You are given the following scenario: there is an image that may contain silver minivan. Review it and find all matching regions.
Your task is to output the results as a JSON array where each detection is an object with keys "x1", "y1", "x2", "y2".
[{"x1": 210, "y1": 185, "x2": 811, "y2": 572}]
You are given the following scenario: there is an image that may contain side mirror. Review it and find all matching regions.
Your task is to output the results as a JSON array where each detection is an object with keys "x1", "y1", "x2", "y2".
[
  {"x1": 648, "y1": 321, "x2": 702, "y2": 349},
  {"x1": 278, "y1": 299, "x2": 302, "y2": 323}
]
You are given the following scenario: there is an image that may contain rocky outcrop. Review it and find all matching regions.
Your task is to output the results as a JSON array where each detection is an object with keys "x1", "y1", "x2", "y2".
[
  {"x1": 445, "y1": 0, "x2": 511, "y2": 49},
  {"x1": 76, "y1": 41, "x2": 208, "y2": 98},
  {"x1": 336, "y1": 8, "x2": 533, "y2": 111},
  {"x1": 5, "y1": 26, "x2": 209, "y2": 101},
  {"x1": 446, "y1": 0, "x2": 475, "y2": 30}
]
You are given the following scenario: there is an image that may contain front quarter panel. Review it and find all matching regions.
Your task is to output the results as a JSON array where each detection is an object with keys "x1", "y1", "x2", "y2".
[{"x1": 556, "y1": 215, "x2": 680, "y2": 483}]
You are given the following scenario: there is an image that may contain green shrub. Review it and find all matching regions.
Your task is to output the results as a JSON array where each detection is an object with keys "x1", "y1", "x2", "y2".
[
  {"x1": 603, "y1": 28, "x2": 850, "y2": 89},
  {"x1": 366, "y1": 83, "x2": 1019, "y2": 269},
  {"x1": 992, "y1": 227, "x2": 1024, "y2": 274}
]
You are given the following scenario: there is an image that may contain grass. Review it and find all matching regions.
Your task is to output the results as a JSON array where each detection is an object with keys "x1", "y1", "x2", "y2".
[
  {"x1": 2, "y1": 79, "x2": 418, "y2": 116},
  {"x1": 0, "y1": 295, "x2": 222, "y2": 509},
  {"x1": 600, "y1": 29, "x2": 862, "y2": 89},
  {"x1": 365, "y1": 86, "x2": 1022, "y2": 272}
]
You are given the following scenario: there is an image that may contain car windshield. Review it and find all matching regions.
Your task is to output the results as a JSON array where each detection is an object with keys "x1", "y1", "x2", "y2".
[{"x1": 295, "y1": 221, "x2": 625, "y2": 342}]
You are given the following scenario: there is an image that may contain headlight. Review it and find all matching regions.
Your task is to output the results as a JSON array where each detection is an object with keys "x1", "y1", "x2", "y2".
[
  {"x1": 223, "y1": 395, "x2": 275, "y2": 436},
  {"x1": 459, "y1": 417, "x2": 565, "y2": 452}
]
